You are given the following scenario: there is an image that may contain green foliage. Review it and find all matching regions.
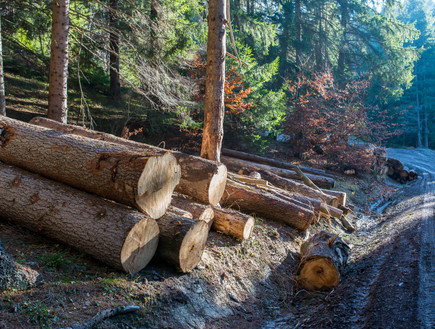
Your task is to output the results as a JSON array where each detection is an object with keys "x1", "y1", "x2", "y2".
[{"x1": 20, "y1": 300, "x2": 57, "y2": 328}]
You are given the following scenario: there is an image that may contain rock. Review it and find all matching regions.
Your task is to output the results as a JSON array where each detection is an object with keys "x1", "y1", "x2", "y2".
[{"x1": 0, "y1": 243, "x2": 41, "y2": 291}]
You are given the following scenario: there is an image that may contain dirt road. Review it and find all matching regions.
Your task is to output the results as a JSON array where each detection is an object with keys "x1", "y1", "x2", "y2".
[{"x1": 264, "y1": 148, "x2": 435, "y2": 329}]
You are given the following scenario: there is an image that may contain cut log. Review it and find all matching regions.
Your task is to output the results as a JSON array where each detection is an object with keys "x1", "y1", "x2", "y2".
[
  {"x1": 30, "y1": 116, "x2": 227, "y2": 205},
  {"x1": 222, "y1": 148, "x2": 333, "y2": 178},
  {"x1": 327, "y1": 205, "x2": 343, "y2": 219},
  {"x1": 238, "y1": 167, "x2": 338, "y2": 206},
  {"x1": 171, "y1": 197, "x2": 214, "y2": 229},
  {"x1": 0, "y1": 162, "x2": 159, "y2": 274},
  {"x1": 321, "y1": 189, "x2": 347, "y2": 207},
  {"x1": 212, "y1": 206, "x2": 255, "y2": 240},
  {"x1": 339, "y1": 216, "x2": 355, "y2": 232},
  {"x1": 221, "y1": 179, "x2": 315, "y2": 230},
  {"x1": 0, "y1": 116, "x2": 180, "y2": 218},
  {"x1": 166, "y1": 206, "x2": 193, "y2": 219},
  {"x1": 296, "y1": 231, "x2": 350, "y2": 291},
  {"x1": 221, "y1": 156, "x2": 335, "y2": 189},
  {"x1": 156, "y1": 211, "x2": 209, "y2": 272},
  {"x1": 172, "y1": 196, "x2": 254, "y2": 239}
]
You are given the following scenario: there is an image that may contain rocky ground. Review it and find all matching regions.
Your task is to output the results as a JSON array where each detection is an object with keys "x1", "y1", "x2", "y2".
[{"x1": 0, "y1": 149, "x2": 434, "y2": 329}]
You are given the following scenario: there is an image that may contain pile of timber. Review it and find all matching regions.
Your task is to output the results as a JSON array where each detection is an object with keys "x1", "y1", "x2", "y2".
[
  {"x1": 386, "y1": 158, "x2": 418, "y2": 184},
  {"x1": 0, "y1": 116, "x2": 353, "y2": 277},
  {"x1": 0, "y1": 116, "x2": 228, "y2": 274}
]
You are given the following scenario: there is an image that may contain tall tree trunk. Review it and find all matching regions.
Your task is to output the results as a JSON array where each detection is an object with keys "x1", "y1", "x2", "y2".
[
  {"x1": 109, "y1": 0, "x2": 120, "y2": 100},
  {"x1": 47, "y1": 0, "x2": 70, "y2": 123},
  {"x1": 416, "y1": 73, "x2": 422, "y2": 148},
  {"x1": 337, "y1": 0, "x2": 348, "y2": 80},
  {"x1": 295, "y1": 0, "x2": 302, "y2": 68},
  {"x1": 315, "y1": 4, "x2": 323, "y2": 70},
  {"x1": 201, "y1": 0, "x2": 226, "y2": 162},
  {"x1": 0, "y1": 14, "x2": 5, "y2": 117}
]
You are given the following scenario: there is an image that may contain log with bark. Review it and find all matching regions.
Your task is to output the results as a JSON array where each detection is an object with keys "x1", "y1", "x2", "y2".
[
  {"x1": 172, "y1": 196, "x2": 254, "y2": 240},
  {"x1": 221, "y1": 156, "x2": 335, "y2": 189},
  {"x1": 29, "y1": 117, "x2": 227, "y2": 205},
  {"x1": 222, "y1": 148, "x2": 334, "y2": 178},
  {"x1": 0, "y1": 162, "x2": 160, "y2": 274},
  {"x1": 238, "y1": 167, "x2": 338, "y2": 206},
  {"x1": 171, "y1": 197, "x2": 214, "y2": 229},
  {"x1": 156, "y1": 211, "x2": 209, "y2": 272},
  {"x1": 0, "y1": 116, "x2": 180, "y2": 219},
  {"x1": 321, "y1": 189, "x2": 347, "y2": 207},
  {"x1": 221, "y1": 179, "x2": 315, "y2": 230},
  {"x1": 296, "y1": 231, "x2": 350, "y2": 291}
]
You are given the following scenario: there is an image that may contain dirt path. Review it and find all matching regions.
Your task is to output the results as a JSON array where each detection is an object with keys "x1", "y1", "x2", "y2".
[{"x1": 262, "y1": 148, "x2": 435, "y2": 329}]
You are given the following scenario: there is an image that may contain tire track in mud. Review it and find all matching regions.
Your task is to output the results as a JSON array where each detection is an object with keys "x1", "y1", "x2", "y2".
[{"x1": 418, "y1": 173, "x2": 435, "y2": 328}]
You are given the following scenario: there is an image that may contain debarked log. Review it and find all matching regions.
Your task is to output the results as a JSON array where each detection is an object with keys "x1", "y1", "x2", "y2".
[
  {"x1": 0, "y1": 162, "x2": 159, "y2": 274},
  {"x1": 29, "y1": 117, "x2": 227, "y2": 206},
  {"x1": 0, "y1": 116, "x2": 180, "y2": 219}
]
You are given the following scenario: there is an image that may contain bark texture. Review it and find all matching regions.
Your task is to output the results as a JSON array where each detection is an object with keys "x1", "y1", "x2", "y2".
[
  {"x1": 29, "y1": 117, "x2": 227, "y2": 205},
  {"x1": 296, "y1": 231, "x2": 350, "y2": 291},
  {"x1": 212, "y1": 206, "x2": 255, "y2": 240},
  {"x1": 0, "y1": 116, "x2": 180, "y2": 218},
  {"x1": 221, "y1": 179, "x2": 314, "y2": 230},
  {"x1": 222, "y1": 148, "x2": 332, "y2": 177},
  {"x1": 156, "y1": 211, "x2": 209, "y2": 272},
  {"x1": 0, "y1": 15, "x2": 5, "y2": 117},
  {"x1": 239, "y1": 167, "x2": 337, "y2": 206},
  {"x1": 0, "y1": 162, "x2": 160, "y2": 274},
  {"x1": 200, "y1": 0, "x2": 226, "y2": 162},
  {"x1": 222, "y1": 156, "x2": 335, "y2": 188},
  {"x1": 109, "y1": 0, "x2": 120, "y2": 99},
  {"x1": 47, "y1": 0, "x2": 69, "y2": 123}
]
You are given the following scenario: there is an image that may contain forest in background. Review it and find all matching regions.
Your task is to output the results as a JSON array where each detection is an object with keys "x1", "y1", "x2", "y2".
[{"x1": 1, "y1": 0, "x2": 434, "y2": 168}]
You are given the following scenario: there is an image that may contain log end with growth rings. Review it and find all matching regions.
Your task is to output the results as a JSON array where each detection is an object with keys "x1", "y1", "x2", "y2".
[
  {"x1": 120, "y1": 217, "x2": 160, "y2": 274},
  {"x1": 136, "y1": 152, "x2": 181, "y2": 219},
  {"x1": 208, "y1": 164, "x2": 228, "y2": 205},
  {"x1": 241, "y1": 216, "x2": 255, "y2": 240},
  {"x1": 179, "y1": 220, "x2": 209, "y2": 273},
  {"x1": 296, "y1": 257, "x2": 340, "y2": 291}
]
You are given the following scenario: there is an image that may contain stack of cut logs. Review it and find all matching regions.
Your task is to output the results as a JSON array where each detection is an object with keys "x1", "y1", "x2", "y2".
[
  {"x1": 0, "y1": 116, "x2": 350, "y2": 276},
  {"x1": 386, "y1": 158, "x2": 418, "y2": 184}
]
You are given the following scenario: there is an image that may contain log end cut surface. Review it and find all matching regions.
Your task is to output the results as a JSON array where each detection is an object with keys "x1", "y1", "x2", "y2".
[
  {"x1": 179, "y1": 220, "x2": 209, "y2": 273},
  {"x1": 137, "y1": 152, "x2": 181, "y2": 218},
  {"x1": 296, "y1": 257, "x2": 340, "y2": 291},
  {"x1": 121, "y1": 217, "x2": 160, "y2": 274},
  {"x1": 208, "y1": 164, "x2": 228, "y2": 205},
  {"x1": 242, "y1": 216, "x2": 255, "y2": 240}
]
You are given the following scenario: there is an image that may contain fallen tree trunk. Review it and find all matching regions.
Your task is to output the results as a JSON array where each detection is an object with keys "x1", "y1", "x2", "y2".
[
  {"x1": 239, "y1": 168, "x2": 338, "y2": 206},
  {"x1": 30, "y1": 117, "x2": 227, "y2": 205},
  {"x1": 296, "y1": 231, "x2": 350, "y2": 291},
  {"x1": 0, "y1": 116, "x2": 180, "y2": 219},
  {"x1": 221, "y1": 179, "x2": 314, "y2": 230},
  {"x1": 221, "y1": 156, "x2": 334, "y2": 189},
  {"x1": 172, "y1": 196, "x2": 254, "y2": 240},
  {"x1": 0, "y1": 162, "x2": 160, "y2": 274},
  {"x1": 222, "y1": 148, "x2": 333, "y2": 178},
  {"x1": 156, "y1": 211, "x2": 209, "y2": 273}
]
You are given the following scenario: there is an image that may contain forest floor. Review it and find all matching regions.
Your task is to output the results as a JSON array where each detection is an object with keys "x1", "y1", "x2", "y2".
[
  {"x1": 1, "y1": 148, "x2": 433, "y2": 329},
  {"x1": 1, "y1": 74, "x2": 434, "y2": 328}
]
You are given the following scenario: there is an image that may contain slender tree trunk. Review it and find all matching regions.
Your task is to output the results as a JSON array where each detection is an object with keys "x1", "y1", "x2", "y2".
[
  {"x1": 295, "y1": 0, "x2": 302, "y2": 68},
  {"x1": 0, "y1": 14, "x2": 6, "y2": 117},
  {"x1": 47, "y1": 0, "x2": 70, "y2": 123},
  {"x1": 337, "y1": 0, "x2": 348, "y2": 80},
  {"x1": 201, "y1": 0, "x2": 226, "y2": 162},
  {"x1": 315, "y1": 5, "x2": 323, "y2": 70},
  {"x1": 109, "y1": 0, "x2": 120, "y2": 99},
  {"x1": 423, "y1": 71, "x2": 429, "y2": 148},
  {"x1": 415, "y1": 73, "x2": 422, "y2": 148}
]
